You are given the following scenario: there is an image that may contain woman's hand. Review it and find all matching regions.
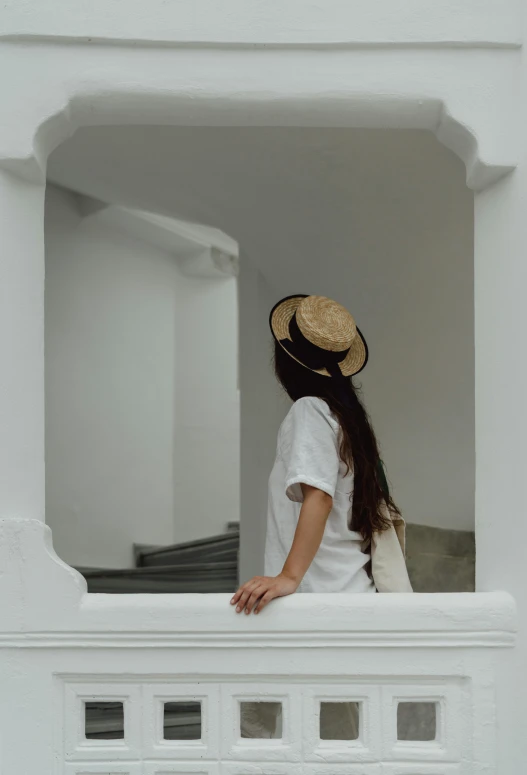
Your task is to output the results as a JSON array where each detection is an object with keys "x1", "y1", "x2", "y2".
[
  {"x1": 231, "y1": 573, "x2": 299, "y2": 615},
  {"x1": 231, "y1": 485, "x2": 332, "y2": 615}
]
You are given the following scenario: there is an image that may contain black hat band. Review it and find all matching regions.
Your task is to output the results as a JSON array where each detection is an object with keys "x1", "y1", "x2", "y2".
[{"x1": 279, "y1": 313, "x2": 350, "y2": 378}]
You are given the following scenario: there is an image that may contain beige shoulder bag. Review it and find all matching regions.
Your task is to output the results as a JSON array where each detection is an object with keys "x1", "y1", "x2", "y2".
[{"x1": 369, "y1": 503, "x2": 413, "y2": 593}]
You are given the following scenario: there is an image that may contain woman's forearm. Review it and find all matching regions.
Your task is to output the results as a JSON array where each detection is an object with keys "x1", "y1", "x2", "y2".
[
  {"x1": 231, "y1": 484, "x2": 333, "y2": 615},
  {"x1": 281, "y1": 484, "x2": 333, "y2": 584}
]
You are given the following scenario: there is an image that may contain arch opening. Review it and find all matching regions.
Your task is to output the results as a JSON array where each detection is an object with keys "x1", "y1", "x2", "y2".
[{"x1": 44, "y1": 123, "x2": 475, "y2": 594}]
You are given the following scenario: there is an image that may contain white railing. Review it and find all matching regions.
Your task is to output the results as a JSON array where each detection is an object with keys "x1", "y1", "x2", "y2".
[{"x1": 0, "y1": 519, "x2": 517, "y2": 774}]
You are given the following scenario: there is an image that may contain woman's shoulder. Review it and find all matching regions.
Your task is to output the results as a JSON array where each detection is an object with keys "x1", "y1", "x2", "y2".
[
  {"x1": 277, "y1": 396, "x2": 340, "y2": 462},
  {"x1": 285, "y1": 395, "x2": 339, "y2": 430}
]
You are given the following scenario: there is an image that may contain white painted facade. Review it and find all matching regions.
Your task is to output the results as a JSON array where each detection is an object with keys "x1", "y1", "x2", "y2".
[{"x1": 0, "y1": 1, "x2": 524, "y2": 772}]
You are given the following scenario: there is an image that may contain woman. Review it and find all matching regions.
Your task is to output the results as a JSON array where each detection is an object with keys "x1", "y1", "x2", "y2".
[{"x1": 231, "y1": 294, "x2": 412, "y2": 617}]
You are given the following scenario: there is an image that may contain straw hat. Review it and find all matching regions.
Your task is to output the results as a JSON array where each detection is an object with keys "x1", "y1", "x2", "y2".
[{"x1": 269, "y1": 294, "x2": 368, "y2": 378}]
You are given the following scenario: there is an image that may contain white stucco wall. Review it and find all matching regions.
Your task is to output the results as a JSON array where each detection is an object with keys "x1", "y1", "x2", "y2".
[
  {"x1": 0, "y1": 0, "x2": 517, "y2": 46},
  {"x1": 345, "y1": 133, "x2": 475, "y2": 535},
  {"x1": 45, "y1": 185, "x2": 239, "y2": 568},
  {"x1": 173, "y1": 273, "x2": 240, "y2": 546}
]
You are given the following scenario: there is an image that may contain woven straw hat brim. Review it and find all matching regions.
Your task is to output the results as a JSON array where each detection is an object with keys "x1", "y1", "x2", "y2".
[{"x1": 270, "y1": 295, "x2": 367, "y2": 378}]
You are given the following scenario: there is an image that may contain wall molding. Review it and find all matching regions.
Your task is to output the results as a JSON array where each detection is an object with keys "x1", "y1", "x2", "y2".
[
  {"x1": 0, "y1": 0, "x2": 521, "y2": 47},
  {"x1": 73, "y1": 190, "x2": 239, "y2": 277},
  {"x1": 0, "y1": 628, "x2": 516, "y2": 649},
  {"x1": 0, "y1": 40, "x2": 519, "y2": 191}
]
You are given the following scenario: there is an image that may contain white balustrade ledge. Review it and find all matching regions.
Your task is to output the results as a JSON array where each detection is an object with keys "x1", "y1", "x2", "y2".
[{"x1": 0, "y1": 519, "x2": 517, "y2": 774}]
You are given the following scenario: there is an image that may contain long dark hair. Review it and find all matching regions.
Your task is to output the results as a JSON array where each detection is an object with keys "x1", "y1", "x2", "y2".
[{"x1": 274, "y1": 341, "x2": 399, "y2": 540}]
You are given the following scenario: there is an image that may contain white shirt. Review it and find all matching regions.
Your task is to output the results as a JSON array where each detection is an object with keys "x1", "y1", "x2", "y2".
[{"x1": 264, "y1": 396, "x2": 376, "y2": 594}]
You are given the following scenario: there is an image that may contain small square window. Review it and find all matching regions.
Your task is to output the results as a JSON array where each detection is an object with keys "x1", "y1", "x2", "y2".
[
  {"x1": 397, "y1": 701, "x2": 437, "y2": 741},
  {"x1": 84, "y1": 701, "x2": 124, "y2": 740},
  {"x1": 240, "y1": 701, "x2": 282, "y2": 739},
  {"x1": 320, "y1": 701, "x2": 360, "y2": 740},
  {"x1": 163, "y1": 701, "x2": 202, "y2": 740}
]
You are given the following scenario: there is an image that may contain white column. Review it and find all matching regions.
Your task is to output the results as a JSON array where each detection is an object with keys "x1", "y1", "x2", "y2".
[
  {"x1": 0, "y1": 169, "x2": 46, "y2": 520},
  {"x1": 475, "y1": 164, "x2": 527, "y2": 769},
  {"x1": 238, "y1": 251, "x2": 290, "y2": 581}
]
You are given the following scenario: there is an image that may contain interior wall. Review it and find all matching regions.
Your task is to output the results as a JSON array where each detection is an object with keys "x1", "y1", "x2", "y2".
[
  {"x1": 44, "y1": 185, "x2": 239, "y2": 569},
  {"x1": 293, "y1": 135, "x2": 475, "y2": 535},
  {"x1": 173, "y1": 274, "x2": 240, "y2": 545},
  {"x1": 238, "y1": 251, "x2": 290, "y2": 581}
]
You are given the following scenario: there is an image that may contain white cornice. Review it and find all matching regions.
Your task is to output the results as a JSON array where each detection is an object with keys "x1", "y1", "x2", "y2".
[{"x1": 74, "y1": 191, "x2": 239, "y2": 278}]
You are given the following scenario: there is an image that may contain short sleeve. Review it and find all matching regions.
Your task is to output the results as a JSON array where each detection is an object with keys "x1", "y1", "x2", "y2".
[{"x1": 282, "y1": 397, "x2": 340, "y2": 503}]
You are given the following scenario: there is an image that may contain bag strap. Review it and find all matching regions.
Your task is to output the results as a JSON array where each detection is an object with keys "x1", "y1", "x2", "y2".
[
  {"x1": 377, "y1": 459, "x2": 390, "y2": 500},
  {"x1": 377, "y1": 460, "x2": 407, "y2": 550}
]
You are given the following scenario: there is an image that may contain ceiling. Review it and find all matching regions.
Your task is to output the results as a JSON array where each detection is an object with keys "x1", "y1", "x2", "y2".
[{"x1": 47, "y1": 125, "x2": 469, "y2": 299}]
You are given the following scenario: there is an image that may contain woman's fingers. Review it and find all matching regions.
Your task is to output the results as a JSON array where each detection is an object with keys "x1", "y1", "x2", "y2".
[
  {"x1": 234, "y1": 587, "x2": 255, "y2": 612},
  {"x1": 230, "y1": 586, "x2": 245, "y2": 605},
  {"x1": 254, "y1": 589, "x2": 276, "y2": 614},
  {"x1": 231, "y1": 576, "x2": 292, "y2": 614},
  {"x1": 243, "y1": 584, "x2": 265, "y2": 614},
  {"x1": 231, "y1": 577, "x2": 259, "y2": 604},
  {"x1": 231, "y1": 578, "x2": 261, "y2": 612}
]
